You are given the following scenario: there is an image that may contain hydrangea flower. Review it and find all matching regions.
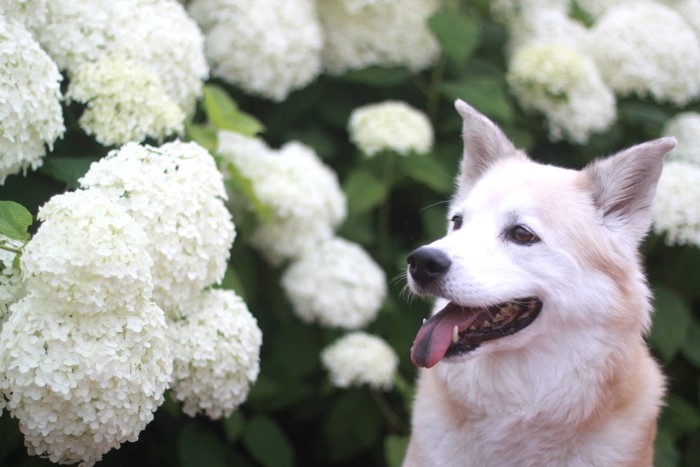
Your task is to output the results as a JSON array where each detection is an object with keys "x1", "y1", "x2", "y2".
[
  {"x1": 218, "y1": 132, "x2": 346, "y2": 265},
  {"x1": 21, "y1": 190, "x2": 153, "y2": 316},
  {"x1": 79, "y1": 141, "x2": 235, "y2": 316},
  {"x1": 0, "y1": 16, "x2": 64, "y2": 184},
  {"x1": 507, "y1": 43, "x2": 616, "y2": 143},
  {"x1": 348, "y1": 101, "x2": 434, "y2": 157},
  {"x1": 281, "y1": 237, "x2": 387, "y2": 329},
  {"x1": 588, "y1": 3, "x2": 700, "y2": 105},
  {"x1": 0, "y1": 236, "x2": 24, "y2": 326},
  {"x1": 503, "y1": 8, "x2": 589, "y2": 57},
  {"x1": 66, "y1": 55, "x2": 184, "y2": 146},
  {"x1": 6, "y1": 0, "x2": 207, "y2": 114},
  {"x1": 663, "y1": 112, "x2": 700, "y2": 165},
  {"x1": 189, "y1": 0, "x2": 322, "y2": 101},
  {"x1": 321, "y1": 332, "x2": 398, "y2": 390},
  {"x1": 167, "y1": 289, "x2": 262, "y2": 419},
  {"x1": 0, "y1": 294, "x2": 171, "y2": 466},
  {"x1": 317, "y1": 0, "x2": 440, "y2": 74},
  {"x1": 653, "y1": 161, "x2": 700, "y2": 247},
  {"x1": 490, "y1": 0, "x2": 569, "y2": 23}
]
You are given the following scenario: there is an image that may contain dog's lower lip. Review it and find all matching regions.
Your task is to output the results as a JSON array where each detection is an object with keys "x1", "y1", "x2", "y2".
[{"x1": 410, "y1": 297, "x2": 543, "y2": 368}]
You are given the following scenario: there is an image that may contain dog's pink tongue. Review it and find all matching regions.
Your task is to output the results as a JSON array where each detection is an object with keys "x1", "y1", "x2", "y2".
[{"x1": 411, "y1": 303, "x2": 481, "y2": 369}]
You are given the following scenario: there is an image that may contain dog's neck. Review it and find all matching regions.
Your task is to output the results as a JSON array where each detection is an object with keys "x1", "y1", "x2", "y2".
[{"x1": 435, "y1": 323, "x2": 648, "y2": 426}]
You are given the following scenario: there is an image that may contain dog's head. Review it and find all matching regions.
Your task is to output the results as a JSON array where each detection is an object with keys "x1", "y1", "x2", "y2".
[{"x1": 407, "y1": 100, "x2": 676, "y2": 369}]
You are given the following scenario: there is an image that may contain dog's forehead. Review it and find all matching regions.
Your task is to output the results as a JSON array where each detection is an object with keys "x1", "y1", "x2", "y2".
[{"x1": 459, "y1": 158, "x2": 583, "y2": 213}]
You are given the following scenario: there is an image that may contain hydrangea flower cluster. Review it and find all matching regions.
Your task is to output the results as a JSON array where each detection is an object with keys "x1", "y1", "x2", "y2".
[
  {"x1": 20, "y1": 190, "x2": 153, "y2": 315},
  {"x1": 0, "y1": 190, "x2": 171, "y2": 466},
  {"x1": 79, "y1": 141, "x2": 236, "y2": 317},
  {"x1": 507, "y1": 43, "x2": 616, "y2": 143},
  {"x1": 348, "y1": 100, "x2": 434, "y2": 157},
  {"x1": 653, "y1": 161, "x2": 700, "y2": 247},
  {"x1": 281, "y1": 237, "x2": 387, "y2": 329},
  {"x1": 188, "y1": 0, "x2": 322, "y2": 101},
  {"x1": 0, "y1": 236, "x2": 23, "y2": 326},
  {"x1": 663, "y1": 112, "x2": 700, "y2": 165},
  {"x1": 218, "y1": 132, "x2": 346, "y2": 265},
  {"x1": 66, "y1": 55, "x2": 184, "y2": 146},
  {"x1": 1, "y1": 0, "x2": 208, "y2": 146},
  {"x1": 321, "y1": 332, "x2": 398, "y2": 390},
  {"x1": 317, "y1": 0, "x2": 440, "y2": 74},
  {"x1": 167, "y1": 289, "x2": 262, "y2": 419},
  {"x1": 0, "y1": 16, "x2": 64, "y2": 184},
  {"x1": 496, "y1": 1, "x2": 700, "y2": 143},
  {"x1": 587, "y1": 3, "x2": 700, "y2": 106}
]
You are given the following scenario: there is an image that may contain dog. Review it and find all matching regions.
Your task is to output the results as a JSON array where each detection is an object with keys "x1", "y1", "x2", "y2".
[{"x1": 403, "y1": 100, "x2": 674, "y2": 466}]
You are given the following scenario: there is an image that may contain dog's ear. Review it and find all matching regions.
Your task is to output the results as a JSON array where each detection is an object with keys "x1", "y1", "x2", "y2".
[
  {"x1": 581, "y1": 137, "x2": 676, "y2": 245},
  {"x1": 455, "y1": 99, "x2": 519, "y2": 195}
]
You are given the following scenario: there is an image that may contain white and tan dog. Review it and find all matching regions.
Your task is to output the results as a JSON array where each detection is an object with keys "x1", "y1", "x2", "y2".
[{"x1": 404, "y1": 100, "x2": 674, "y2": 467}]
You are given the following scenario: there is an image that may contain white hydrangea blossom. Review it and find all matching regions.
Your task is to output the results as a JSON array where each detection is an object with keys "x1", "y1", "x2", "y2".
[
  {"x1": 0, "y1": 16, "x2": 64, "y2": 184},
  {"x1": 317, "y1": 0, "x2": 440, "y2": 74},
  {"x1": 0, "y1": 237, "x2": 23, "y2": 326},
  {"x1": 575, "y1": 0, "x2": 650, "y2": 19},
  {"x1": 189, "y1": 0, "x2": 322, "y2": 101},
  {"x1": 111, "y1": 0, "x2": 208, "y2": 114},
  {"x1": 665, "y1": 0, "x2": 700, "y2": 38},
  {"x1": 66, "y1": 55, "x2": 185, "y2": 146},
  {"x1": 218, "y1": 132, "x2": 346, "y2": 265},
  {"x1": 348, "y1": 101, "x2": 434, "y2": 157},
  {"x1": 281, "y1": 237, "x2": 387, "y2": 329},
  {"x1": 588, "y1": 3, "x2": 700, "y2": 105},
  {"x1": 653, "y1": 161, "x2": 700, "y2": 247},
  {"x1": 507, "y1": 43, "x2": 616, "y2": 143},
  {"x1": 7, "y1": 0, "x2": 207, "y2": 113},
  {"x1": 663, "y1": 112, "x2": 700, "y2": 165},
  {"x1": 168, "y1": 289, "x2": 262, "y2": 419},
  {"x1": 490, "y1": 0, "x2": 568, "y2": 22},
  {"x1": 21, "y1": 190, "x2": 153, "y2": 316},
  {"x1": 79, "y1": 141, "x2": 235, "y2": 315},
  {"x1": 504, "y1": 8, "x2": 589, "y2": 58},
  {"x1": 0, "y1": 294, "x2": 171, "y2": 466},
  {"x1": 321, "y1": 332, "x2": 398, "y2": 390}
]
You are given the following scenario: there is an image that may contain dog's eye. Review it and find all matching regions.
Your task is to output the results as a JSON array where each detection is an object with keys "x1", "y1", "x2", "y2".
[
  {"x1": 506, "y1": 225, "x2": 539, "y2": 245},
  {"x1": 451, "y1": 214, "x2": 463, "y2": 231}
]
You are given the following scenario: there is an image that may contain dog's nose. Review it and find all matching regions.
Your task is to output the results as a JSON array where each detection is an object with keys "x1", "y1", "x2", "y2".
[{"x1": 407, "y1": 247, "x2": 451, "y2": 284}]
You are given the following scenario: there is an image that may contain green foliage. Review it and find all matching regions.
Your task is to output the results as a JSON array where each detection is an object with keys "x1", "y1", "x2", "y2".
[
  {"x1": 0, "y1": 201, "x2": 32, "y2": 244},
  {"x1": 201, "y1": 84, "x2": 264, "y2": 137}
]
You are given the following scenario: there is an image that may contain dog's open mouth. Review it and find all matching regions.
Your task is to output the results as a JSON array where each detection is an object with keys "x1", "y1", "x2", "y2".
[{"x1": 410, "y1": 298, "x2": 543, "y2": 368}]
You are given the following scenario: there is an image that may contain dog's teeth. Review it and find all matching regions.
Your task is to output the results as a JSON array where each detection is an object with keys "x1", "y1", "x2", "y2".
[
  {"x1": 494, "y1": 312, "x2": 504, "y2": 322},
  {"x1": 423, "y1": 318, "x2": 426, "y2": 324},
  {"x1": 480, "y1": 321, "x2": 492, "y2": 329},
  {"x1": 452, "y1": 325, "x2": 459, "y2": 343},
  {"x1": 469, "y1": 325, "x2": 476, "y2": 331}
]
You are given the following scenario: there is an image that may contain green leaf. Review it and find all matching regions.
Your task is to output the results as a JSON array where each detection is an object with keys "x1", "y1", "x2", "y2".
[
  {"x1": 654, "y1": 428, "x2": 680, "y2": 467},
  {"x1": 659, "y1": 395, "x2": 700, "y2": 439},
  {"x1": 323, "y1": 392, "x2": 385, "y2": 462},
  {"x1": 649, "y1": 287, "x2": 691, "y2": 362},
  {"x1": 384, "y1": 434, "x2": 409, "y2": 467},
  {"x1": 343, "y1": 169, "x2": 389, "y2": 216},
  {"x1": 202, "y1": 84, "x2": 264, "y2": 136},
  {"x1": 428, "y1": 11, "x2": 480, "y2": 64},
  {"x1": 337, "y1": 66, "x2": 412, "y2": 88},
  {"x1": 397, "y1": 154, "x2": 452, "y2": 194},
  {"x1": 39, "y1": 156, "x2": 98, "y2": 189},
  {"x1": 0, "y1": 201, "x2": 33, "y2": 242},
  {"x1": 223, "y1": 412, "x2": 246, "y2": 443},
  {"x1": 242, "y1": 415, "x2": 295, "y2": 467},
  {"x1": 681, "y1": 319, "x2": 700, "y2": 366},
  {"x1": 225, "y1": 162, "x2": 273, "y2": 224},
  {"x1": 440, "y1": 76, "x2": 513, "y2": 123},
  {"x1": 186, "y1": 122, "x2": 218, "y2": 154},
  {"x1": 178, "y1": 422, "x2": 229, "y2": 467}
]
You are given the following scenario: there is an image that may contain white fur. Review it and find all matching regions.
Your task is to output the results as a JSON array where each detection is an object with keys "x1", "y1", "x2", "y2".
[{"x1": 403, "y1": 100, "x2": 673, "y2": 467}]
